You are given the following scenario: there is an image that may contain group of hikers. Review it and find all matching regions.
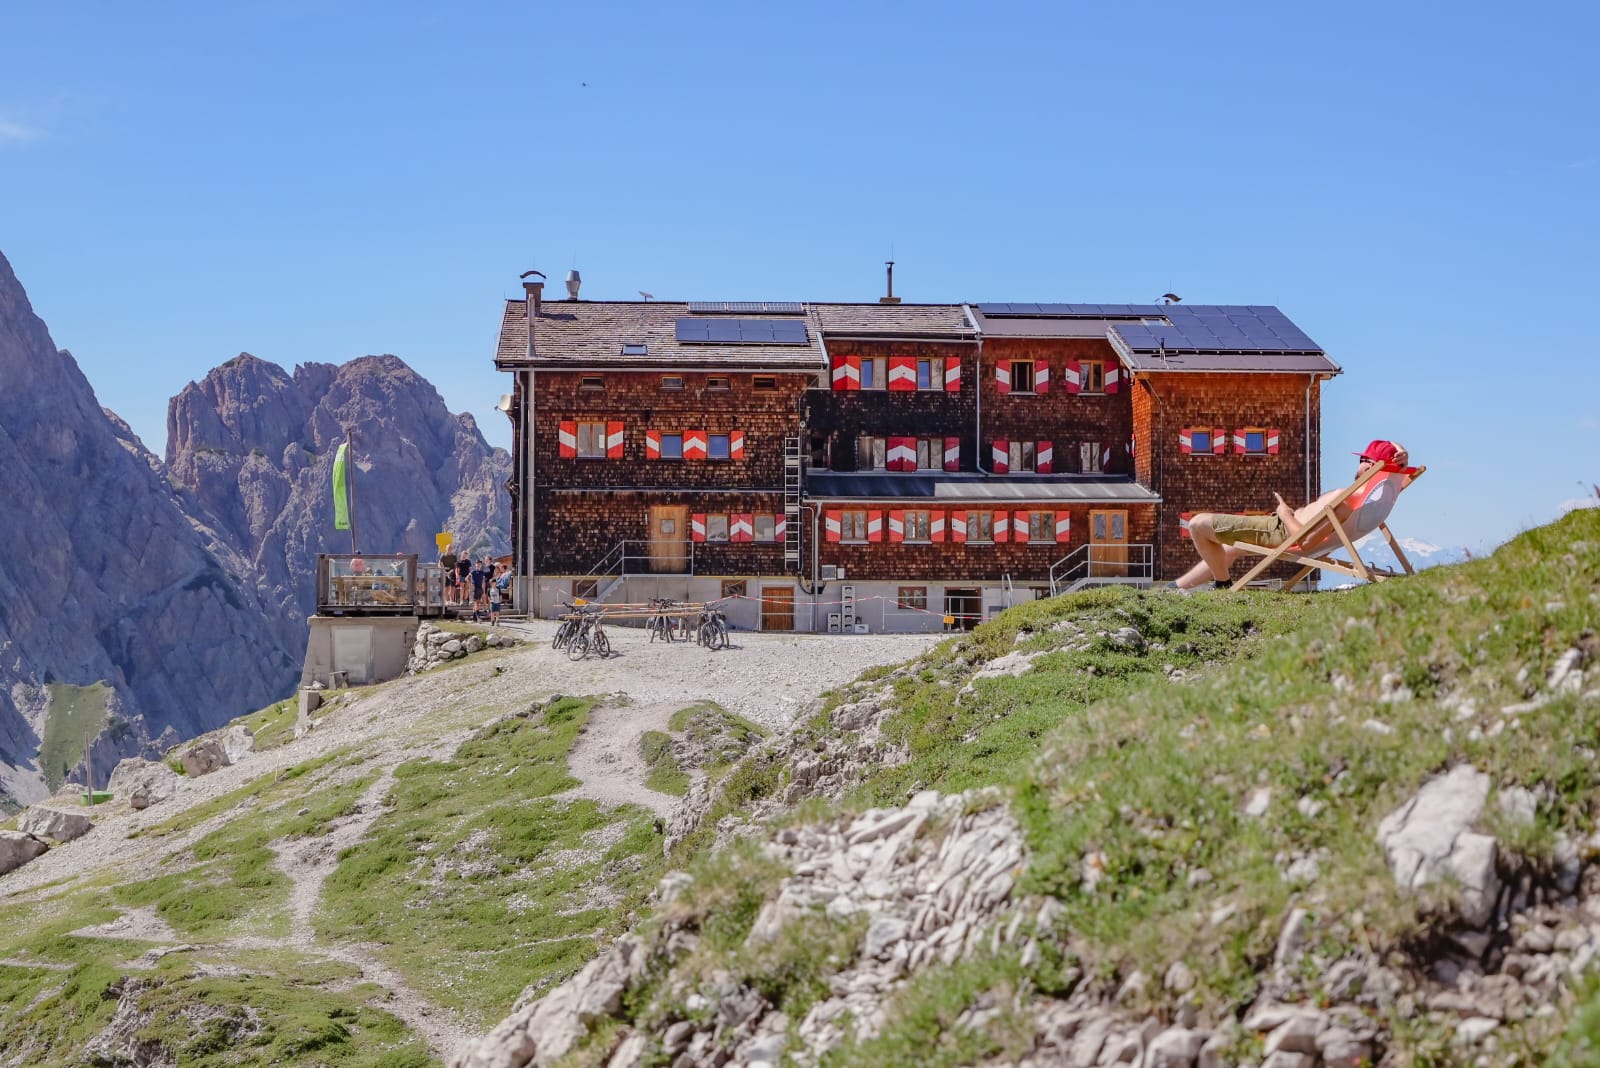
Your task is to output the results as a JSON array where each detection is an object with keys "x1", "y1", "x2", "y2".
[{"x1": 437, "y1": 546, "x2": 510, "y2": 622}]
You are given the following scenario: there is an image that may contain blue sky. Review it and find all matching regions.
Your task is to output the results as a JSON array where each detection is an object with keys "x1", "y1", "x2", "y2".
[{"x1": 2, "y1": 1, "x2": 1596, "y2": 553}]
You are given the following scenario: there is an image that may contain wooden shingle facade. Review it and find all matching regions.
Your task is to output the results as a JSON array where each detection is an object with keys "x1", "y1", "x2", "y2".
[{"x1": 495, "y1": 280, "x2": 1340, "y2": 632}]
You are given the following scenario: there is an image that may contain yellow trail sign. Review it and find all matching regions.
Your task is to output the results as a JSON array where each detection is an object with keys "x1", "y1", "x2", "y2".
[{"x1": 436, "y1": 532, "x2": 454, "y2": 551}]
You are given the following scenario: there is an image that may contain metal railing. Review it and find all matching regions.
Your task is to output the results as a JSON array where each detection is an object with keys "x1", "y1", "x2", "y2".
[
  {"x1": 317, "y1": 553, "x2": 422, "y2": 612},
  {"x1": 581, "y1": 540, "x2": 699, "y2": 602},
  {"x1": 1048, "y1": 543, "x2": 1155, "y2": 596}
]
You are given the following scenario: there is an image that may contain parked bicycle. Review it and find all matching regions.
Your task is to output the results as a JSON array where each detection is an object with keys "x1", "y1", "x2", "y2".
[
  {"x1": 696, "y1": 606, "x2": 729, "y2": 650},
  {"x1": 566, "y1": 610, "x2": 612, "y2": 661},
  {"x1": 552, "y1": 603, "x2": 584, "y2": 651},
  {"x1": 646, "y1": 598, "x2": 687, "y2": 643}
]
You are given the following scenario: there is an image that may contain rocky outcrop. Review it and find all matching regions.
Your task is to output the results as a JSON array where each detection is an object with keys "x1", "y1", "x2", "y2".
[
  {"x1": 164, "y1": 352, "x2": 510, "y2": 648},
  {"x1": 406, "y1": 622, "x2": 520, "y2": 673},
  {"x1": 0, "y1": 250, "x2": 301, "y2": 807},
  {"x1": 107, "y1": 758, "x2": 180, "y2": 810},
  {"x1": 18, "y1": 805, "x2": 93, "y2": 843},
  {"x1": 0, "y1": 830, "x2": 49, "y2": 875}
]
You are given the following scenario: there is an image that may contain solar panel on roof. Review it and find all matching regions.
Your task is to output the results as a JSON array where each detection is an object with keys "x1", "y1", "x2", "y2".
[
  {"x1": 686, "y1": 301, "x2": 805, "y2": 315},
  {"x1": 674, "y1": 318, "x2": 811, "y2": 345}
]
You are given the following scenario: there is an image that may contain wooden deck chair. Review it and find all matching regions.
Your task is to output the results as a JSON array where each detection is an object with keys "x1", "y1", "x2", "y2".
[{"x1": 1227, "y1": 461, "x2": 1426, "y2": 591}]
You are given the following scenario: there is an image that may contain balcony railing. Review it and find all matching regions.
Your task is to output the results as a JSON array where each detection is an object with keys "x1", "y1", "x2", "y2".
[{"x1": 316, "y1": 553, "x2": 428, "y2": 614}]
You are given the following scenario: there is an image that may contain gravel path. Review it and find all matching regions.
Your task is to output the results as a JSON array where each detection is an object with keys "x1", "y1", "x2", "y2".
[{"x1": 0, "y1": 621, "x2": 942, "y2": 1062}]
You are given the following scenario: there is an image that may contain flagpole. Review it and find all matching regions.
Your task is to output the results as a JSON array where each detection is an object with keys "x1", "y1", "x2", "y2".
[{"x1": 345, "y1": 425, "x2": 360, "y2": 554}]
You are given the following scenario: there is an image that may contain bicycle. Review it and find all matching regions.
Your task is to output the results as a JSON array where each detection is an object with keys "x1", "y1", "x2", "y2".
[
  {"x1": 697, "y1": 607, "x2": 728, "y2": 651},
  {"x1": 566, "y1": 611, "x2": 611, "y2": 661},
  {"x1": 646, "y1": 598, "x2": 677, "y2": 643},
  {"x1": 553, "y1": 603, "x2": 582, "y2": 650}
]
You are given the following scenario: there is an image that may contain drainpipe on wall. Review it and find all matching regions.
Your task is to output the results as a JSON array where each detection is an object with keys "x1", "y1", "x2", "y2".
[
  {"x1": 521, "y1": 274, "x2": 544, "y2": 614},
  {"x1": 1305, "y1": 374, "x2": 1314, "y2": 503}
]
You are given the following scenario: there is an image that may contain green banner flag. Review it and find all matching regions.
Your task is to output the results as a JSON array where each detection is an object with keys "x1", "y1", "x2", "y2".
[{"x1": 332, "y1": 442, "x2": 350, "y2": 531}]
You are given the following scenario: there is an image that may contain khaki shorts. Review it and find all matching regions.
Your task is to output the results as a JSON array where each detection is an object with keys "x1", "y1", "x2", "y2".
[{"x1": 1208, "y1": 512, "x2": 1290, "y2": 548}]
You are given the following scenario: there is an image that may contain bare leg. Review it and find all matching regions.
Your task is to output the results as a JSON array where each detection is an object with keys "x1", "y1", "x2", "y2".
[{"x1": 1175, "y1": 515, "x2": 1244, "y2": 588}]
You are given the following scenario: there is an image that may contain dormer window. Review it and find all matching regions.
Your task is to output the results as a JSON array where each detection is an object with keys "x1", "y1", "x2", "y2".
[{"x1": 621, "y1": 343, "x2": 648, "y2": 356}]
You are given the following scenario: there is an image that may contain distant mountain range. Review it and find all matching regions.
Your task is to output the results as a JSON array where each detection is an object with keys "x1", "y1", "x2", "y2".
[{"x1": 0, "y1": 249, "x2": 509, "y2": 809}]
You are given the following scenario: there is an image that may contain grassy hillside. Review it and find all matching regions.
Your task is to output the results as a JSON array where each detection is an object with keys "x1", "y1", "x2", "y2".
[
  {"x1": 39, "y1": 683, "x2": 111, "y2": 791},
  {"x1": 549, "y1": 508, "x2": 1600, "y2": 1066}
]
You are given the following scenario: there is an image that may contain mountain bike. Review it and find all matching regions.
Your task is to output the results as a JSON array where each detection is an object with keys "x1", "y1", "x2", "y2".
[
  {"x1": 697, "y1": 607, "x2": 728, "y2": 651},
  {"x1": 646, "y1": 598, "x2": 679, "y2": 643},
  {"x1": 553, "y1": 604, "x2": 582, "y2": 650},
  {"x1": 566, "y1": 611, "x2": 611, "y2": 660}
]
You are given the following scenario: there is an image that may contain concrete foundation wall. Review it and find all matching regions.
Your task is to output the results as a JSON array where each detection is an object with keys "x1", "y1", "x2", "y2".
[{"x1": 301, "y1": 615, "x2": 418, "y2": 687}]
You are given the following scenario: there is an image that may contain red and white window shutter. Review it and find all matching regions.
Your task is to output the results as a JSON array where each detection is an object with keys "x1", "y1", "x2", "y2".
[
  {"x1": 558, "y1": 420, "x2": 578, "y2": 458},
  {"x1": 887, "y1": 509, "x2": 905, "y2": 543},
  {"x1": 1064, "y1": 359, "x2": 1082, "y2": 395},
  {"x1": 774, "y1": 515, "x2": 787, "y2": 543},
  {"x1": 994, "y1": 512, "x2": 1010, "y2": 543},
  {"x1": 606, "y1": 421, "x2": 624, "y2": 459},
  {"x1": 691, "y1": 514, "x2": 707, "y2": 542},
  {"x1": 729, "y1": 430, "x2": 746, "y2": 459},
  {"x1": 1055, "y1": 512, "x2": 1071, "y2": 543},
  {"x1": 683, "y1": 430, "x2": 708, "y2": 460},
  {"x1": 730, "y1": 514, "x2": 754, "y2": 543},
  {"x1": 943, "y1": 436, "x2": 960, "y2": 472},
  {"x1": 831, "y1": 354, "x2": 861, "y2": 391},
  {"x1": 1036, "y1": 440, "x2": 1054, "y2": 474},
  {"x1": 1212, "y1": 427, "x2": 1228, "y2": 455},
  {"x1": 944, "y1": 357, "x2": 961, "y2": 392},
  {"x1": 645, "y1": 429, "x2": 661, "y2": 459},
  {"x1": 1267, "y1": 428, "x2": 1280, "y2": 454},
  {"x1": 824, "y1": 509, "x2": 842, "y2": 542},
  {"x1": 995, "y1": 359, "x2": 1011, "y2": 394},
  {"x1": 1178, "y1": 429, "x2": 1194, "y2": 455},
  {"x1": 1179, "y1": 512, "x2": 1194, "y2": 539},
  {"x1": 1013, "y1": 510, "x2": 1031, "y2": 543},
  {"x1": 1105, "y1": 364, "x2": 1121, "y2": 394},
  {"x1": 1035, "y1": 360, "x2": 1050, "y2": 394},
  {"x1": 887, "y1": 436, "x2": 916, "y2": 472},
  {"x1": 867, "y1": 511, "x2": 884, "y2": 542},
  {"x1": 931, "y1": 511, "x2": 946, "y2": 542},
  {"x1": 991, "y1": 439, "x2": 1009, "y2": 474},
  {"x1": 887, "y1": 355, "x2": 917, "y2": 392},
  {"x1": 950, "y1": 510, "x2": 968, "y2": 543}
]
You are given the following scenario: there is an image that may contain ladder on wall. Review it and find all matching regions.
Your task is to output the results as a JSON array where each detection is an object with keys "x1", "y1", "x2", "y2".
[{"x1": 783, "y1": 436, "x2": 803, "y2": 571}]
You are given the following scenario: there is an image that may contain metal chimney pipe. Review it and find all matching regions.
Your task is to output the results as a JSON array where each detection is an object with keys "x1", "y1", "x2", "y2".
[{"x1": 565, "y1": 269, "x2": 582, "y2": 300}]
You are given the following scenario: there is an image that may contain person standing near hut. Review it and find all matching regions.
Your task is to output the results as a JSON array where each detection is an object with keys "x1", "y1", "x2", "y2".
[{"x1": 439, "y1": 544, "x2": 458, "y2": 605}]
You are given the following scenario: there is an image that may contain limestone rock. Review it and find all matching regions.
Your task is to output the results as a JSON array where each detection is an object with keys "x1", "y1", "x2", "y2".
[
  {"x1": 0, "y1": 829, "x2": 49, "y2": 874},
  {"x1": 1377, "y1": 764, "x2": 1500, "y2": 926},
  {"x1": 107, "y1": 758, "x2": 181, "y2": 810},
  {"x1": 179, "y1": 738, "x2": 231, "y2": 777},
  {"x1": 19, "y1": 805, "x2": 93, "y2": 843},
  {"x1": 221, "y1": 725, "x2": 255, "y2": 764}
]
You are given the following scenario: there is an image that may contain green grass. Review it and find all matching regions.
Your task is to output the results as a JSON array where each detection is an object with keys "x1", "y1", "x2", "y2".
[
  {"x1": 238, "y1": 697, "x2": 299, "y2": 751},
  {"x1": 317, "y1": 698, "x2": 668, "y2": 1026},
  {"x1": 39, "y1": 683, "x2": 111, "y2": 790},
  {"x1": 639, "y1": 730, "x2": 689, "y2": 796},
  {"x1": 669, "y1": 701, "x2": 770, "y2": 781}
]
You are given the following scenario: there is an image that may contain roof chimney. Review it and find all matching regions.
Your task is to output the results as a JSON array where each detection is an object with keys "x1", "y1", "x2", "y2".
[
  {"x1": 879, "y1": 260, "x2": 901, "y2": 305},
  {"x1": 520, "y1": 270, "x2": 545, "y2": 320},
  {"x1": 565, "y1": 269, "x2": 582, "y2": 301}
]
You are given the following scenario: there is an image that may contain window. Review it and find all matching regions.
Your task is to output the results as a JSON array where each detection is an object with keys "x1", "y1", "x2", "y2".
[
  {"x1": 1240, "y1": 429, "x2": 1267, "y2": 454},
  {"x1": 1191, "y1": 429, "x2": 1213, "y2": 454},
  {"x1": 1080, "y1": 360, "x2": 1106, "y2": 394},
  {"x1": 621, "y1": 343, "x2": 648, "y2": 356},
  {"x1": 897, "y1": 586, "x2": 928, "y2": 611},
  {"x1": 752, "y1": 375, "x2": 777, "y2": 391},
  {"x1": 573, "y1": 578, "x2": 599, "y2": 601},
  {"x1": 1080, "y1": 441, "x2": 1103, "y2": 473},
  {"x1": 661, "y1": 376, "x2": 684, "y2": 391},
  {"x1": 916, "y1": 359, "x2": 935, "y2": 390},
  {"x1": 861, "y1": 357, "x2": 887, "y2": 390},
  {"x1": 968, "y1": 511, "x2": 995, "y2": 543},
  {"x1": 576, "y1": 421, "x2": 608, "y2": 458},
  {"x1": 706, "y1": 514, "x2": 729, "y2": 542},
  {"x1": 660, "y1": 433, "x2": 684, "y2": 459},
  {"x1": 754, "y1": 514, "x2": 776, "y2": 542},
  {"x1": 841, "y1": 509, "x2": 869, "y2": 542},
  {"x1": 905, "y1": 511, "x2": 932, "y2": 542},
  {"x1": 1008, "y1": 440, "x2": 1037, "y2": 472},
  {"x1": 707, "y1": 376, "x2": 730, "y2": 391},
  {"x1": 580, "y1": 375, "x2": 604, "y2": 391},
  {"x1": 722, "y1": 579, "x2": 747, "y2": 599},
  {"x1": 858, "y1": 436, "x2": 887, "y2": 470},
  {"x1": 914, "y1": 438, "x2": 947, "y2": 470},
  {"x1": 709, "y1": 433, "x2": 731, "y2": 460},
  {"x1": 1011, "y1": 360, "x2": 1036, "y2": 393},
  {"x1": 1029, "y1": 512, "x2": 1053, "y2": 541}
]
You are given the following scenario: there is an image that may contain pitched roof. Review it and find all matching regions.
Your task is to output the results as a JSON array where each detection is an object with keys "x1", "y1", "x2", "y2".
[
  {"x1": 496, "y1": 301, "x2": 825, "y2": 370},
  {"x1": 809, "y1": 303, "x2": 976, "y2": 338}
]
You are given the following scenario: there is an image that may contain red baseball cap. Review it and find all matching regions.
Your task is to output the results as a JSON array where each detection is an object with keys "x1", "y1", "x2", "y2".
[{"x1": 1354, "y1": 439, "x2": 1400, "y2": 463}]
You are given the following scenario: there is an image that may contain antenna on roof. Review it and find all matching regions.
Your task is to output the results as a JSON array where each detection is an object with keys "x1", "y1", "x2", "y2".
[
  {"x1": 1160, "y1": 292, "x2": 1182, "y2": 305},
  {"x1": 638, "y1": 291, "x2": 654, "y2": 301}
]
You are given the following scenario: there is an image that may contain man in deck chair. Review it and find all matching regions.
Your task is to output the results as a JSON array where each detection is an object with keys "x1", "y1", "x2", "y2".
[{"x1": 1168, "y1": 440, "x2": 1416, "y2": 591}]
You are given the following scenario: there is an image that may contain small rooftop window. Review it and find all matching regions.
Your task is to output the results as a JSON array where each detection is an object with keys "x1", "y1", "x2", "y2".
[
  {"x1": 580, "y1": 375, "x2": 604, "y2": 391},
  {"x1": 707, "y1": 376, "x2": 731, "y2": 391},
  {"x1": 621, "y1": 343, "x2": 648, "y2": 355}
]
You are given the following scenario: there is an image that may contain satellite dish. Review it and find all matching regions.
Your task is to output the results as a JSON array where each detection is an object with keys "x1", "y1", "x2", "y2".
[{"x1": 638, "y1": 291, "x2": 654, "y2": 301}]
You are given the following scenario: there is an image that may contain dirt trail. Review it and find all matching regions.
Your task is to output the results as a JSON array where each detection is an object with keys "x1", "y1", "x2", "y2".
[{"x1": 3, "y1": 621, "x2": 941, "y2": 1062}]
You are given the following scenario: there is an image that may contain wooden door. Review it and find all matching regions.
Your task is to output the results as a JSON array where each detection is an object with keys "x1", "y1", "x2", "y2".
[
  {"x1": 1089, "y1": 510, "x2": 1128, "y2": 577},
  {"x1": 648, "y1": 506, "x2": 689, "y2": 573},
  {"x1": 759, "y1": 586, "x2": 794, "y2": 631}
]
